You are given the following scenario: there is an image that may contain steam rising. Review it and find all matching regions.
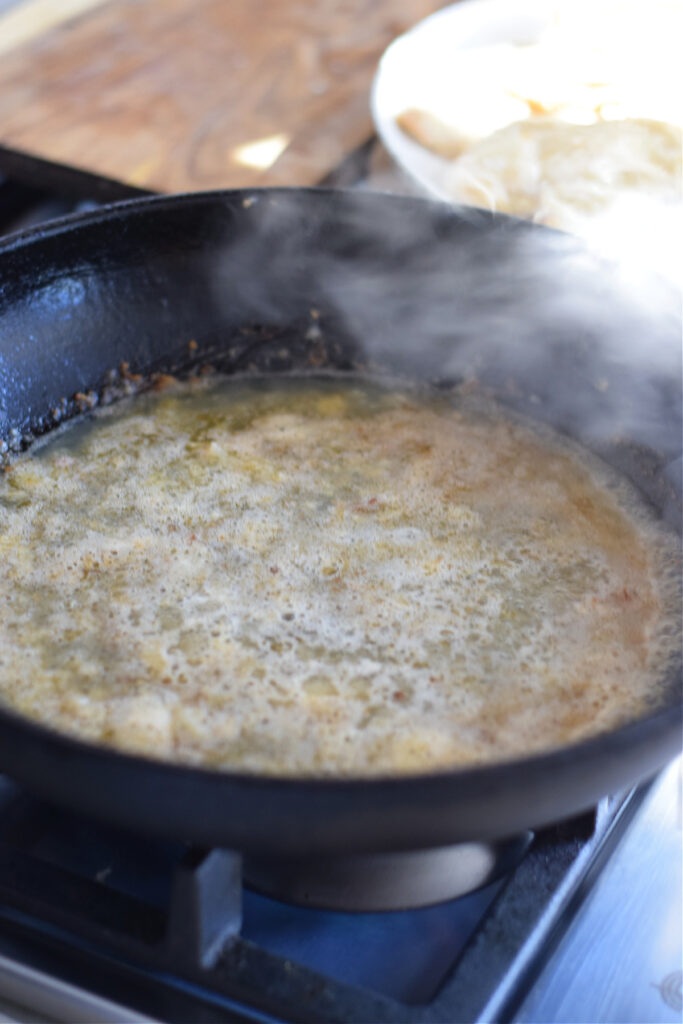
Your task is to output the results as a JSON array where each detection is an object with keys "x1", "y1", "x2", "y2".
[
  {"x1": 209, "y1": 192, "x2": 681, "y2": 520},
  {"x1": 1, "y1": 190, "x2": 678, "y2": 530}
]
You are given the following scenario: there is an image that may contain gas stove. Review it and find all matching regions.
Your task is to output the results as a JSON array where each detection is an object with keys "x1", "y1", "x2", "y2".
[{"x1": 0, "y1": 760, "x2": 680, "y2": 1024}]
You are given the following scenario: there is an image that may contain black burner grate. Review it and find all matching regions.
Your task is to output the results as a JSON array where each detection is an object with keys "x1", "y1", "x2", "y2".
[{"x1": 0, "y1": 776, "x2": 645, "y2": 1024}]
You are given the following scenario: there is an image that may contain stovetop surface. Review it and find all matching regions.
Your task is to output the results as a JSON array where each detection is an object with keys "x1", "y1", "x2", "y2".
[{"x1": 518, "y1": 756, "x2": 682, "y2": 1024}]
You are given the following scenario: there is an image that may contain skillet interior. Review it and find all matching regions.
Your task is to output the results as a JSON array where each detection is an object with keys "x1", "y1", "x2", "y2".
[{"x1": 0, "y1": 188, "x2": 680, "y2": 855}]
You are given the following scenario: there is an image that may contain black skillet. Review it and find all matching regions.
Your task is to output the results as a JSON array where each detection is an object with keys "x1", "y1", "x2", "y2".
[{"x1": 0, "y1": 189, "x2": 680, "y2": 856}]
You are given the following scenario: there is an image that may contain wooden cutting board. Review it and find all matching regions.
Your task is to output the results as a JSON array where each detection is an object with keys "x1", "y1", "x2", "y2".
[{"x1": 0, "y1": 0, "x2": 447, "y2": 193}]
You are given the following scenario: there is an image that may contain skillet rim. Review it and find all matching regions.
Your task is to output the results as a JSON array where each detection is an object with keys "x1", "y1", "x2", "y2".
[
  {"x1": 0, "y1": 183, "x2": 535, "y2": 255},
  {"x1": 0, "y1": 691, "x2": 679, "y2": 852},
  {"x1": 0, "y1": 688, "x2": 680, "y2": 790}
]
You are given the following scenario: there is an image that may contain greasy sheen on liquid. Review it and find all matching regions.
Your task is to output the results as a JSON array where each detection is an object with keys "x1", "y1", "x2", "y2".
[{"x1": 0, "y1": 377, "x2": 678, "y2": 775}]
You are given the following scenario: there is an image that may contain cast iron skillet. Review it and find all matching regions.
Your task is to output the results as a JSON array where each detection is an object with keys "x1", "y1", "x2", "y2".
[{"x1": 0, "y1": 189, "x2": 680, "y2": 855}]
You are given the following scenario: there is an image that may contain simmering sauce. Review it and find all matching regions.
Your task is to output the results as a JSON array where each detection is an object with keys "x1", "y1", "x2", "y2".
[{"x1": 0, "y1": 377, "x2": 678, "y2": 774}]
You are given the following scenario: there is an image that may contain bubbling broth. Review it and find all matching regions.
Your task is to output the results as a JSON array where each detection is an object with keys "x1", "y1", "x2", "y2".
[{"x1": 0, "y1": 376, "x2": 679, "y2": 775}]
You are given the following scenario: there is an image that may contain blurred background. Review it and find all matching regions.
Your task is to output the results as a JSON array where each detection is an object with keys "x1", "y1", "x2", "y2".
[{"x1": 0, "y1": 0, "x2": 680, "y2": 283}]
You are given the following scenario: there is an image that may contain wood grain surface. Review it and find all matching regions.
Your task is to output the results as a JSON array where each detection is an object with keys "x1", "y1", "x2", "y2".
[{"x1": 0, "y1": 0, "x2": 447, "y2": 193}]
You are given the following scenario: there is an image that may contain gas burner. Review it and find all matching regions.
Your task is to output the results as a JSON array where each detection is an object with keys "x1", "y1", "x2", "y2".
[
  {"x1": 0, "y1": 776, "x2": 649, "y2": 1023},
  {"x1": 245, "y1": 833, "x2": 532, "y2": 911}
]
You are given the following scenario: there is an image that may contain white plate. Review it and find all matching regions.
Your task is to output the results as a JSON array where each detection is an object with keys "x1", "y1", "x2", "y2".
[
  {"x1": 371, "y1": 0, "x2": 556, "y2": 202},
  {"x1": 370, "y1": 0, "x2": 683, "y2": 205}
]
